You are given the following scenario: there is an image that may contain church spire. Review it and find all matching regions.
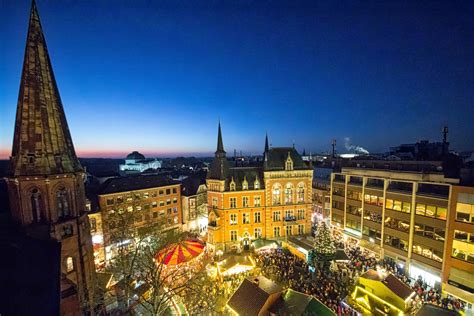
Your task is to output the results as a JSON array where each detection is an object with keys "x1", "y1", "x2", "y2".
[
  {"x1": 264, "y1": 132, "x2": 269, "y2": 153},
  {"x1": 11, "y1": 0, "x2": 82, "y2": 176},
  {"x1": 216, "y1": 121, "x2": 225, "y2": 155}
]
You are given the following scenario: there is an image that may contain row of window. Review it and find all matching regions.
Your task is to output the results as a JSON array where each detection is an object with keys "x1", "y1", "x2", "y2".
[
  {"x1": 105, "y1": 188, "x2": 178, "y2": 205},
  {"x1": 384, "y1": 217, "x2": 410, "y2": 233},
  {"x1": 272, "y1": 183, "x2": 306, "y2": 205},
  {"x1": 230, "y1": 196, "x2": 261, "y2": 208},
  {"x1": 230, "y1": 212, "x2": 261, "y2": 225},
  {"x1": 454, "y1": 230, "x2": 474, "y2": 244},
  {"x1": 30, "y1": 187, "x2": 71, "y2": 222},
  {"x1": 347, "y1": 190, "x2": 362, "y2": 201},
  {"x1": 412, "y1": 244, "x2": 443, "y2": 262},
  {"x1": 230, "y1": 179, "x2": 260, "y2": 191},
  {"x1": 414, "y1": 224, "x2": 446, "y2": 241},
  {"x1": 415, "y1": 203, "x2": 447, "y2": 220},
  {"x1": 386, "y1": 199, "x2": 411, "y2": 213},
  {"x1": 362, "y1": 226, "x2": 381, "y2": 240},
  {"x1": 229, "y1": 224, "x2": 306, "y2": 241},
  {"x1": 365, "y1": 194, "x2": 384, "y2": 207},
  {"x1": 108, "y1": 215, "x2": 179, "y2": 229},
  {"x1": 384, "y1": 235, "x2": 409, "y2": 252},
  {"x1": 272, "y1": 210, "x2": 306, "y2": 222}
]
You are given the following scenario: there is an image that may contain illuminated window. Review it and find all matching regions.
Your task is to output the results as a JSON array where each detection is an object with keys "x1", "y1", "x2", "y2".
[
  {"x1": 242, "y1": 178, "x2": 248, "y2": 190},
  {"x1": 285, "y1": 154, "x2": 293, "y2": 171},
  {"x1": 273, "y1": 211, "x2": 281, "y2": 222},
  {"x1": 274, "y1": 226, "x2": 281, "y2": 237},
  {"x1": 254, "y1": 179, "x2": 260, "y2": 190},
  {"x1": 66, "y1": 256, "x2": 74, "y2": 273},
  {"x1": 272, "y1": 184, "x2": 281, "y2": 205},
  {"x1": 254, "y1": 196, "x2": 261, "y2": 207},
  {"x1": 285, "y1": 184, "x2": 293, "y2": 204},
  {"x1": 254, "y1": 228, "x2": 262, "y2": 238},
  {"x1": 243, "y1": 213, "x2": 250, "y2": 224},
  {"x1": 90, "y1": 218, "x2": 97, "y2": 233},
  {"x1": 230, "y1": 180, "x2": 236, "y2": 191},
  {"x1": 152, "y1": 201, "x2": 157, "y2": 208},
  {"x1": 143, "y1": 192, "x2": 149, "y2": 199},
  {"x1": 243, "y1": 196, "x2": 249, "y2": 207},
  {"x1": 286, "y1": 225, "x2": 292, "y2": 236},
  {"x1": 230, "y1": 197, "x2": 237, "y2": 208},
  {"x1": 297, "y1": 209, "x2": 305, "y2": 220},
  {"x1": 298, "y1": 224, "x2": 304, "y2": 235},
  {"x1": 386, "y1": 199, "x2": 394, "y2": 210},
  {"x1": 230, "y1": 230, "x2": 238, "y2": 241},
  {"x1": 254, "y1": 212, "x2": 261, "y2": 223},
  {"x1": 297, "y1": 184, "x2": 305, "y2": 203},
  {"x1": 426, "y1": 205, "x2": 436, "y2": 217},
  {"x1": 230, "y1": 214, "x2": 237, "y2": 225}
]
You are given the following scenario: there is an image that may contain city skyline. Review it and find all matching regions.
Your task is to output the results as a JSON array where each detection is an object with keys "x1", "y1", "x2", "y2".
[{"x1": 1, "y1": 0, "x2": 473, "y2": 159}]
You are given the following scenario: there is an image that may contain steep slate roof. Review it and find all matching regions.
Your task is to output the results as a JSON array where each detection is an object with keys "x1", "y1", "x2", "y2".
[
  {"x1": 99, "y1": 175, "x2": 179, "y2": 195},
  {"x1": 10, "y1": 0, "x2": 82, "y2": 176},
  {"x1": 181, "y1": 172, "x2": 207, "y2": 196},
  {"x1": 226, "y1": 167, "x2": 264, "y2": 190},
  {"x1": 265, "y1": 147, "x2": 309, "y2": 171},
  {"x1": 207, "y1": 122, "x2": 230, "y2": 180},
  {"x1": 227, "y1": 276, "x2": 282, "y2": 315}
]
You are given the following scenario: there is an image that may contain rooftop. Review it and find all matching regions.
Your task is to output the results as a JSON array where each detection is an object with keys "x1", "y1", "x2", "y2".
[{"x1": 99, "y1": 175, "x2": 179, "y2": 195}]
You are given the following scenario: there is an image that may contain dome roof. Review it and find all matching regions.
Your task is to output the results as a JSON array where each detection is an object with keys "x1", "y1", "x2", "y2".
[{"x1": 126, "y1": 151, "x2": 145, "y2": 160}]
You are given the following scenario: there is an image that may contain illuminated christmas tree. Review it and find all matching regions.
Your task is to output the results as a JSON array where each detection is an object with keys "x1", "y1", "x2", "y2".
[{"x1": 313, "y1": 221, "x2": 336, "y2": 261}]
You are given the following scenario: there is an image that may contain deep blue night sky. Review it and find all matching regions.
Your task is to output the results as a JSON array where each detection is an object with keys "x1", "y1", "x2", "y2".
[{"x1": 1, "y1": 0, "x2": 473, "y2": 158}]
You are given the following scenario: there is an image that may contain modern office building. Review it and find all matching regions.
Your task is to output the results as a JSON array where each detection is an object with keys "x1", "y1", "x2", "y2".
[
  {"x1": 206, "y1": 124, "x2": 313, "y2": 253},
  {"x1": 329, "y1": 160, "x2": 474, "y2": 311}
]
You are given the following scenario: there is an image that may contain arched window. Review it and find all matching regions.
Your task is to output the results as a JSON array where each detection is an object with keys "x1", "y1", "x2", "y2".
[
  {"x1": 30, "y1": 188, "x2": 42, "y2": 222},
  {"x1": 297, "y1": 183, "x2": 305, "y2": 203},
  {"x1": 285, "y1": 183, "x2": 293, "y2": 204},
  {"x1": 272, "y1": 184, "x2": 281, "y2": 205},
  {"x1": 57, "y1": 187, "x2": 70, "y2": 218},
  {"x1": 65, "y1": 256, "x2": 74, "y2": 273}
]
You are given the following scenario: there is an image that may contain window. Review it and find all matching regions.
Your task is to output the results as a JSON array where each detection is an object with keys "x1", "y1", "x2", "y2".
[
  {"x1": 159, "y1": 190, "x2": 164, "y2": 195},
  {"x1": 297, "y1": 209, "x2": 305, "y2": 220},
  {"x1": 166, "y1": 199, "x2": 171, "y2": 205},
  {"x1": 254, "y1": 212, "x2": 261, "y2": 223},
  {"x1": 285, "y1": 184, "x2": 293, "y2": 204},
  {"x1": 254, "y1": 180, "x2": 260, "y2": 190},
  {"x1": 416, "y1": 203, "x2": 426, "y2": 215},
  {"x1": 230, "y1": 214, "x2": 237, "y2": 225},
  {"x1": 90, "y1": 218, "x2": 97, "y2": 233},
  {"x1": 106, "y1": 198, "x2": 114, "y2": 206},
  {"x1": 166, "y1": 189, "x2": 171, "y2": 195},
  {"x1": 297, "y1": 184, "x2": 305, "y2": 202},
  {"x1": 212, "y1": 197, "x2": 218, "y2": 208},
  {"x1": 243, "y1": 196, "x2": 249, "y2": 207},
  {"x1": 66, "y1": 256, "x2": 74, "y2": 273},
  {"x1": 62, "y1": 224, "x2": 73, "y2": 238},
  {"x1": 273, "y1": 211, "x2": 281, "y2": 222},
  {"x1": 285, "y1": 156, "x2": 293, "y2": 170},
  {"x1": 143, "y1": 192, "x2": 149, "y2": 199},
  {"x1": 230, "y1": 230, "x2": 238, "y2": 242},
  {"x1": 272, "y1": 184, "x2": 281, "y2": 205},
  {"x1": 426, "y1": 205, "x2": 436, "y2": 217},
  {"x1": 243, "y1": 213, "x2": 250, "y2": 224},
  {"x1": 456, "y1": 202, "x2": 474, "y2": 223},
  {"x1": 230, "y1": 197, "x2": 237, "y2": 208},
  {"x1": 230, "y1": 181, "x2": 236, "y2": 191},
  {"x1": 402, "y1": 202, "x2": 411, "y2": 213},
  {"x1": 30, "y1": 188, "x2": 42, "y2": 222},
  {"x1": 284, "y1": 210, "x2": 293, "y2": 221},
  {"x1": 386, "y1": 199, "x2": 394, "y2": 210},
  {"x1": 173, "y1": 188, "x2": 177, "y2": 194},
  {"x1": 57, "y1": 188, "x2": 70, "y2": 218},
  {"x1": 242, "y1": 179, "x2": 248, "y2": 190},
  {"x1": 274, "y1": 227, "x2": 281, "y2": 237},
  {"x1": 254, "y1": 196, "x2": 261, "y2": 207},
  {"x1": 159, "y1": 201, "x2": 165, "y2": 207},
  {"x1": 298, "y1": 224, "x2": 304, "y2": 235},
  {"x1": 254, "y1": 228, "x2": 262, "y2": 239},
  {"x1": 286, "y1": 225, "x2": 292, "y2": 236},
  {"x1": 152, "y1": 201, "x2": 158, "y2": 208},
  {"x1": 134, "y1": 193, "x2": 141, "y2": 200}
]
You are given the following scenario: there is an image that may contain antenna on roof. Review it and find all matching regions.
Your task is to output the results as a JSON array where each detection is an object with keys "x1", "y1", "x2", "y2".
[{"x1": 332, "y1": 139, "x2": 336, "y2": 158}]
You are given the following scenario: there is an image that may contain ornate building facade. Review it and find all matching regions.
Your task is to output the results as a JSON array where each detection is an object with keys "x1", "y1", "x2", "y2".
[
  {"x1": 207, "y1": 124, "x2": 313, "y2": 253},
  {"x1": 5, "y1": 1, "x2": 96, "y2": 314}
]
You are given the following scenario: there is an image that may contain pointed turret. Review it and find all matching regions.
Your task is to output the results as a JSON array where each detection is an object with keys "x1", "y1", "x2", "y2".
[
  {"x1": 264, "y1": 132, "x2": 269, "y2": 153},
  {"x1": 216, "y1": 121, "x2": 225, "y2": 155},
  {"x1": 11, "y1": 0, "x2": 82, "y2": 176},
  {"x1": 208, "y1": 122, "x2": 229, "y2": 180}
]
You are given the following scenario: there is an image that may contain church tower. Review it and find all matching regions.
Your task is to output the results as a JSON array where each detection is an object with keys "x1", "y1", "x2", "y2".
[{"x1": 6, "y1": 1, "x2": 96, "y2": 314}]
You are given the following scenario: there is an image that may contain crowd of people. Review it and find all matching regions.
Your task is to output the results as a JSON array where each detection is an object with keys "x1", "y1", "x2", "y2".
[{"x1": 253, "y1": 228, "x2": 468, "y2": 315}]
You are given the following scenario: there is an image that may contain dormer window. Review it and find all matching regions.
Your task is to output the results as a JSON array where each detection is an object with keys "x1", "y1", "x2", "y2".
[
  {"x1": 230, "y1": 178, "x2": 236, "y2": 191},
  {"x1": 254, "y1": 179, "x2": 260, "y2": 190},
  {"x1": 242, "y1": 177, "x2": 248, "y2": 190},
  {"x1": 285, "y1": 152, "x2": 293, "y2": 171}
]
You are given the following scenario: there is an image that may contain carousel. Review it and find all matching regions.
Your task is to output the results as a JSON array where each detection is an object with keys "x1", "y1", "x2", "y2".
[{"x1": 155, "y1": 238, "x2": 205, "y2": 266}]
